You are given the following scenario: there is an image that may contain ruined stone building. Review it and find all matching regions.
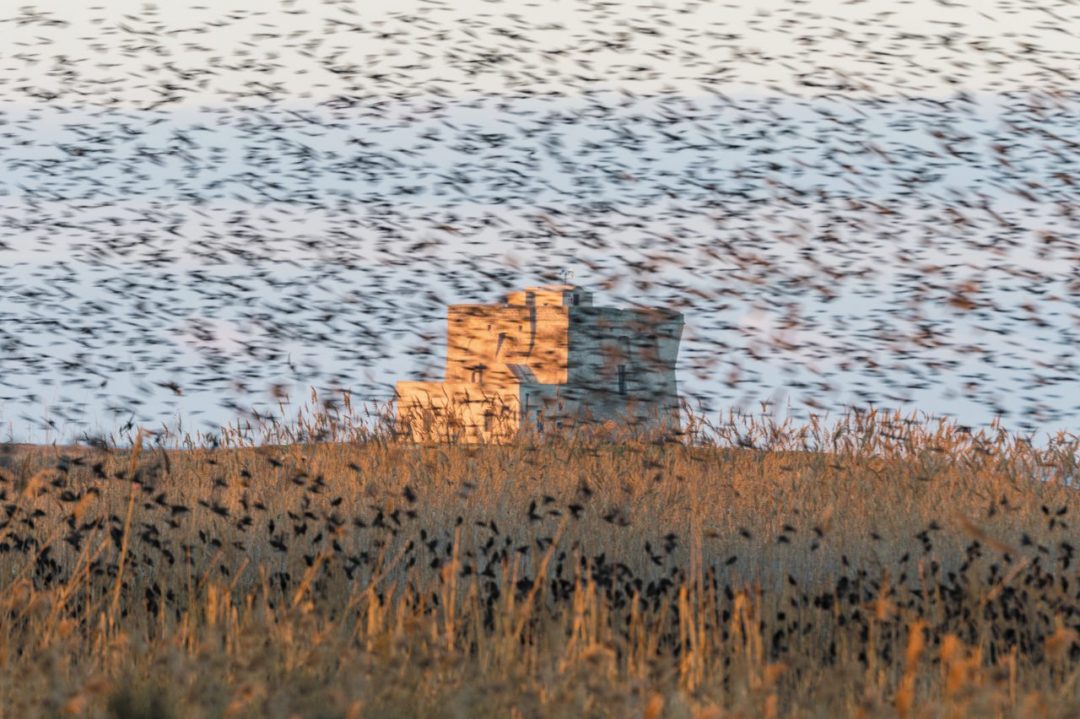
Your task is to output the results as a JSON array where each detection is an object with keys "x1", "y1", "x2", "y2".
[{"x1": 395, "y1": 285, "x2": 684, "y2": 443}]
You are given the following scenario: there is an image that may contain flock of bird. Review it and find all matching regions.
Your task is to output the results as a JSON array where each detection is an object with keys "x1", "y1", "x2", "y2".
[
  {"x1": 2, "y1": 440, "x2": 1079, "y2": 679},
  {"x1": 0, "y1": 0, "x2": 1077, "y2": 442}
]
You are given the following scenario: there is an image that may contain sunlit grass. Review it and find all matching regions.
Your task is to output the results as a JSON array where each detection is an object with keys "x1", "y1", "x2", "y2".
[{"x1": 0, "y1": 399, "x2": 1078, "y2": 717}]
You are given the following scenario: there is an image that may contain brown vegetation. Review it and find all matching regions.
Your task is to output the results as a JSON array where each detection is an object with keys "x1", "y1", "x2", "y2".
[{"x1": 0, "y1": 401, "x2": 1078, "y2": 717}]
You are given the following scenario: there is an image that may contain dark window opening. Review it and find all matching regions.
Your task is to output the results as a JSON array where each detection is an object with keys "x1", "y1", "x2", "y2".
[
  {"x1": 618, "y1": 365, "x2": 627, "y2": 395},
  {"x1": 483, "y1": 412, "x2": 494, "y2": 433},
  {"x1": 470, "y1": 364, "x2": 485, "y2": 384}
]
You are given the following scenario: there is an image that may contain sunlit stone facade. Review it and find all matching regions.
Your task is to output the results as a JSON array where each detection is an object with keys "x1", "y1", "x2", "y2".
[{"x1": 395, "y1": 285, "x2": 683, "y2": 443}]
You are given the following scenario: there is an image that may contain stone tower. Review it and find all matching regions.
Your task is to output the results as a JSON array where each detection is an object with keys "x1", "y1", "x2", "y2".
[{"x1": 395, "y1": 285, "x2": 683, "y2": 443}]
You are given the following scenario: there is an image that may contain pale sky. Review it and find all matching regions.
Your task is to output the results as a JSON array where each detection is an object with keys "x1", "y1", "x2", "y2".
[
  {"x1": 2, "y1": 0, "x2": 1079, "y2": 106},
  {"x1": 1, "y1": 0, "x2": 1078, "y2": 444}
]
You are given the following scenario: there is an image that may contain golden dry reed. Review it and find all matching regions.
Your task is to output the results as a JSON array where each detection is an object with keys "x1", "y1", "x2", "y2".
[{"x1": 0, "y1": 396, "x2": 1079, "y2": 718}]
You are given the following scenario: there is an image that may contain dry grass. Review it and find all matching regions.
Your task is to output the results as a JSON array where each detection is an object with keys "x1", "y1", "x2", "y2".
[{"x1": 1, "y1": 399, "x2": 1079, "y2": 718}]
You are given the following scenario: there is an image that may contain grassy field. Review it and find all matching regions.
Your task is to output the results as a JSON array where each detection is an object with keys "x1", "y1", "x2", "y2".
[{"x1": 1, "y1": 403, "x2": 1078, "y2": 718}]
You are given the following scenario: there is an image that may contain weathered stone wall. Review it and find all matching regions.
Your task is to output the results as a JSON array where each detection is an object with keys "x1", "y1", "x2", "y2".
[
  {"x1": 445, "y1": 304, "x2": 569, "y2": 386},
  {"x1": 567, "y1": 306, "x2": 683, "y2": 426},
  {"x1": 394, "y1": 286, "x2": 684, "y2": 443},
  {"x1": 395, "y1": 380, "x2": 521, "y2": 443}
]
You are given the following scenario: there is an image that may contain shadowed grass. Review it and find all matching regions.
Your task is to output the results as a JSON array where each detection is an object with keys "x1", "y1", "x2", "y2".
[{"x1": 0, "y1": 401, "x2": 1078, "y2": 717}]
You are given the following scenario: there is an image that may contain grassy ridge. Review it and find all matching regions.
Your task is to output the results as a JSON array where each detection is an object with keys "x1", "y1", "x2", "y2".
[{"x1": 0, "y1": 408, "x2": 1078, "y2": 717}]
